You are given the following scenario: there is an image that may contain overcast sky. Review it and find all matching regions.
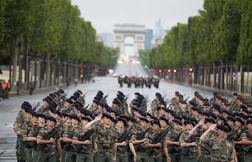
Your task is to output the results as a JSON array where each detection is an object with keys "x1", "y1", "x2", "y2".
[{"x1": 71, "y1": 0, "x2": 204, "y2": 33}]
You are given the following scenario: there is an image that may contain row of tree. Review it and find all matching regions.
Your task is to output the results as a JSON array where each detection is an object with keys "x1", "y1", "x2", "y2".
[
  {"x1": 140, "y1": 0, "x2": 252, "y2": 93},
  {"x1": 0, "y1": 0, "x2": 118, "y2": 87}
]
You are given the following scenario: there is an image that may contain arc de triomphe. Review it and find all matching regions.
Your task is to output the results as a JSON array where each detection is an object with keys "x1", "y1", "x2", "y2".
[{"x1": 113, "y1": 24, "x2": 145, "y2": 56}]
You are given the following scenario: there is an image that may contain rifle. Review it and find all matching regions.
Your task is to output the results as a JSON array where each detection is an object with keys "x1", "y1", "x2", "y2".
[
  {"x1": 118, "y1": 95, "x2": 129, "y2": 112},
  {"x1": 185, "y1": 96, "x2": 190, "y2": 102},
  {"x1": 118, "y1": 127, "x2": 133, "y2": 143},
  {"x1": 151, "y1": 124, "x2": 173, "y2": 144},
  {"x1": 100, "y1": 95, "x2": 109, "y2": 104},
  {"x1": 146, "y1": 124, "x2": 173, "y2": 156},
  {"x1": 72, "y1": 130, "x2": 95, "y2": 153},
  {"x1": 37, "y1": 119, "x2": 67, "y2": 151},
  {"x1": 33, "y1": 102, "x2": 40, "y2": 112},
  {"x1": 84, "y1": 104, "x2": 90, "y2": 109}
]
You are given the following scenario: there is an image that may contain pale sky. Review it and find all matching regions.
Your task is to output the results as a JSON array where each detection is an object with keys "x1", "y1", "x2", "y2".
[{"x1": 71, "y1": 0, "x2": 204, "y2": 33}]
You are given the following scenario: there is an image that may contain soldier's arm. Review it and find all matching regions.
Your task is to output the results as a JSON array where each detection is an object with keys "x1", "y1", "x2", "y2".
[
  {"x1": 200, "y1": 124, "x2": 216, "y2": 142},
  {"x1": 129, "y1": 143, "x2": 137, "y2": 162},
  {"x1": 231, "y1": 145, "x2": 238, "y2": 162},
  {"x1": 130, "y1": 133, "x2": 144, "y2": 144},
  {"x1": 144, "y1": 133, "x2": 162, "y2": 148},
  {"x1": 240, "y1": 136, "x2": 252, "y2": 145},
  {"x1": 84, "y1": 114, "x2": 102, "y2": 130},
  {"x1": 72, "y1": 135, "x2": 91, "y2": 145},
  {"x1": 189, "y1": 119, "x2": 204, "y2": 135},
  {"x1": 62, "y1": 134, "x2": 73, "y2": 143},
  {"x1": 37, "y1": 136, "x2": 54, "y2": 144},
  {"x1": 179, "y1": 132, "x2": 196, "y2": 147}
]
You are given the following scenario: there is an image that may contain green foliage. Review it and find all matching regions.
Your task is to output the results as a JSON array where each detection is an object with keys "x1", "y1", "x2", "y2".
[
  {"x1": 141, "y1": 0, "x2": 248, "y2": 68},
  {"x1": 237, "y1": 0, "x2": 252, "y2": 65},
  {"x1": 1, "y1": 0, "x2": 118, "y2": 66}
]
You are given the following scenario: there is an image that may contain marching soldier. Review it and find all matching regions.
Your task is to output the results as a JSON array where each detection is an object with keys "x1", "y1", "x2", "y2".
[
  {"x1": 72, "y1": 116, "x2": 95, "y2": 162},
  {"x1": 200, "y1": 123, "x2": 237, "y2": 162},
  {"x1": 36, "y1": 116, "x2": 60, "y2": 162}
]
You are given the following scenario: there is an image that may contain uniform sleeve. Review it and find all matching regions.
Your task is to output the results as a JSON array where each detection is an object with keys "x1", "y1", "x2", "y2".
[
  {"x1": 179, "y1": 132, "x2": 186, "y2": 143},
  {"x1": 143, "y1": 132, "x2": 150, "y2": 145},
  {"x1": 37, "y1": 128, "x2": 46, "y2": 140},
  {"x1": 163, "y1": 137, "x2": 167, "y2": 148}
]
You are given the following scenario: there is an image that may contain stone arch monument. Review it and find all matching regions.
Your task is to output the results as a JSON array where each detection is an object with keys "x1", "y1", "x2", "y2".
[{"x1": 113, "y1": 24, "x2": 145, "y2": 56}]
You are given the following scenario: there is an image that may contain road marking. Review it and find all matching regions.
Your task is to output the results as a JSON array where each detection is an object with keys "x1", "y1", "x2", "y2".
[{"x1": 5, "y1": 123, "x2": 13, "y2": 128}]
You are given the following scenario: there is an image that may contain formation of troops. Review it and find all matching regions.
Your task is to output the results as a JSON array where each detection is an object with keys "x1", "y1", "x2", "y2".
[
  {"x1": 118, "y1": 75, "x2": 160, "y2": 89},
  {"x1": 13, "y1": 88, "x2": 252, "y2": 162}
]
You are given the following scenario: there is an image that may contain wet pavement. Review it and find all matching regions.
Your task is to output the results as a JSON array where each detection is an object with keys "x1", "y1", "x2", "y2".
[{"x1": 0, "y1": 63, "x2": 213, "y2": 161}]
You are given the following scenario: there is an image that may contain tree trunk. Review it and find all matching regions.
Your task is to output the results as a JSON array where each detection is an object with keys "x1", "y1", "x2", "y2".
[
  {"x1": 45, "y1": 54, "x2": 50, "y2": 87},
  {"x1": 240, "y1": 65, "x2": 244, "y2": 93},
  {"x1": 213, "y1": 64, "x2": 216, "y2": 88},
  {"x1": 11, "y1": 37, "x2": 19, "y2": 89},
  {"x1": 24, "y1": 37, "x2": 30, "y2": 89}
]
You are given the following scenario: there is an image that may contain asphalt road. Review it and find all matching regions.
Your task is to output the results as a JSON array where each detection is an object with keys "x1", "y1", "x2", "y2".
[{"x1": 0, "y1": 63, "x2": 213, "y2": 161}]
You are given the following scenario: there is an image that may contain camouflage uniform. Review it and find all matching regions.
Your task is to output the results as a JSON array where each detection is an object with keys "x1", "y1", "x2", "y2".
[
  {"x1": 37, "y1": 105, "x2": 49, "y2": 115},
  {"x1": 14, "y1": 112, "x2": 26, "y2": 162},
  {"x1": 144, "y1": 129, "x2": 163, "y2": 162},
  {"x1": 207, "y1": 134, "x2": 234, "y2": 162},
  {"x1": 62, "y1": 125, "x2": 80, "y2": 162},
  {"x1": 31, "y1": 125, "x2": 44, "y2": 162},
  {"x1": 179, "y1": 130, "x2": 198, "y2": 162},
  {"x1": 229, "y1": 100, "x2": 240, "y2": 112},
  {"x1": 166, "y1": 128, "x2": 182, "y2": 162},
  {"x1": 23, "y1": 121, "x2": 36, "y2": 162},
  {"x1": 131, "y1": 128, "x2": 149, "y2": 162},
  {"x1": 170, "y1": 97, "x2": 179, "y2": 112},
  {"x1": 150, "y1": 99, "x2": 159, "y2": 117},
  {"x1": 93, "y1": 123, "x2": 116, "y2": 162},
  {"x1": 115, "y1": 129, "x2": 129, "y2": 162},
  {"x1": 73, "y1": 129, "x2": 95, "y2": 162},
  {"x1": 89, "y1": 103, "x2": 99, "y2": 115},
  {"x1": 198, "y1": 131, "x2": 216, "y2": 162},
  {"x1": 241, "y1": 130, "x2": 252, "y2": 162},
  {"x1": 36, "y1": 126, "x2": 59, "y2": 162}
]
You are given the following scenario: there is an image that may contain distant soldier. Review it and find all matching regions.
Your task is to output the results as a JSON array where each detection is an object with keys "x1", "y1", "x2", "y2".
[{"x1": 150, "y1": 93, "x2": 161, "y2": 117}]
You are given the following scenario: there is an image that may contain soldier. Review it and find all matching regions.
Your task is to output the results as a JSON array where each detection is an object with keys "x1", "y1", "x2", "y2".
[
  {"x1": 37, "y1": 96, "x2": 52, "y2": 114},
  {"x1": 166, "y1": 119, "x2": 183, "y2": 162},
  {"x1": 30, "y1": 114, "x2": 47, "y2": 162},
  {"x1": 130, "y1": 117, "x2": 149, "y2": 162},
  {"x1": 179, "y1": 120, "x2": 198, "y2": 162},
  {"x1": 72, "y1": 116, "x2": 95, "y2": 162},
  {"x1": 144, "y1": 120, "x2": 163, "y2": 162},
  {"x1": 13, "y1": 102, "x2": 32, "y2": 162},
  {"x1": 23, "y1": 110, "x2": 38, "y2": 162},
  {"x1": 200, "y1": 124, "x2": 237, "y2": 162},
  {"x1": 36, "y1": 116, "x2": 60, "y2": 162},
  {"x1": 198, "y1": 118, "x2": 216, "y2": 162},
  {"x1": 235, "y1": 120, "x2": 252, "y2": 162},
  {"x1": 230, "y1": 93, "x2": 240, "y2": 112},
  {"x1": 114, "y1": 117, "x2": 129, "y2": 162},
  {"x1": 90, "y1": 113, "x2": 116, "y2": 162},
  {"x1": 61, "y1": 115, "x2": 81, "y2": 162},
  {"x1": 150, "y1": 93, "x2": 161, "y2": 117}
]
